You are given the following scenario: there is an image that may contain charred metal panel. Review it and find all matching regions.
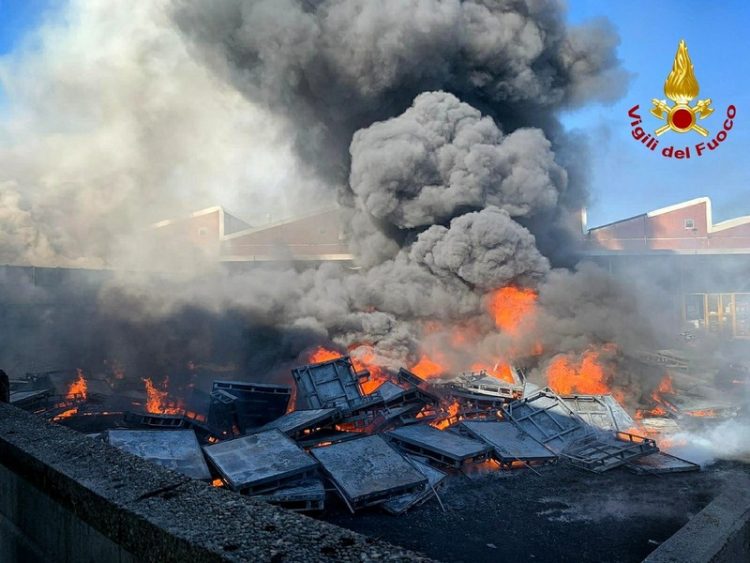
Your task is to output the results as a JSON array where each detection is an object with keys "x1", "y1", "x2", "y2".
[
  {"x1": 254, "y1": 479, "x2": 326, "y2": 512},
  {"x1": 560, "y1": 394, "x2": 635, "y2": 432},
  {"x1": 387, "y1": 424, "x2": 491, "y2": 468},
  {"x1": 107, "y1": 429, "x2": 211, "y2": 480},
  {"x1": 503, "y1": 388, "x2": 590, "y2": 453},
  {"x1": 292, "y1": 357, "x2": 365, "y2": 411},
  {"x1": 256, "y1": 408, "x2": 341, "y2": 440},
  {"x1": 459, "y1": 420, "x2": 557, "y2": 465},
  {"x1": 203, "y1": 429, "x2": 318, "y2": 493},
  {"x1": 382, "y1": 456, "x2": 447, "y2": 515},
  {"x1": 211, "y1": 381, "x2": 291, "y2": 432},
  {"x1": 563, "y1": 432, "x2": 658, "y2": 473},
  {"x1": 311, "y1": 435, "x2": 426, "y2": 509},
  {"x1": 123, "y1": 411, "x2": 185, "y2": 428},
  {"x1": 626, "y1": 451, "x2": 700, "y2": 474}
]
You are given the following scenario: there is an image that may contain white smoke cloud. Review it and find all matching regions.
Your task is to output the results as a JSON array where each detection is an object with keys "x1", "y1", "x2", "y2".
[
  {"x1": 0, "y1": 0, "x2": 326, "y2": 267},
  {"x1": 666, "y1": 418, "x2": 750, "y2": 467}
]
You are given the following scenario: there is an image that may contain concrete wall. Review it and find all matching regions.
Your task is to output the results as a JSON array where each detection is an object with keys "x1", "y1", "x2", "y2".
[
  {"x1": 0, "y1": 402, "x2": 427, "y2": 562},
  {"x1": 644, "y1": 480, "x2": 750, "y2": 563}
]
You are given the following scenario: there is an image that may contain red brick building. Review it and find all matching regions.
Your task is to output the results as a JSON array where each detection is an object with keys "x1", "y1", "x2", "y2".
[
  {"x1": 584, "y1": 197, "x2": 750, "y2": 254},
  {"x1": 584, "y1": 197, "x2": 750, "y2": 339},
  {"x1": 152, "y1": 206, "x2": 352, "y2": 264}
]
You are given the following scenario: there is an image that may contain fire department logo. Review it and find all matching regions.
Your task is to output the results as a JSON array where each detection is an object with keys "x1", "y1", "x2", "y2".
[
  {"x1": 627, "y1": 39, "x2": 736, "y2": 159},
  {"x1": 650, "y1": 39, "x2": 712, "y2": 136}
]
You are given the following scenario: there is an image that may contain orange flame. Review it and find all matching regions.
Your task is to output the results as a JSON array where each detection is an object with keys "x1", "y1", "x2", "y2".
[
  {"x1": 432, "y1": 400, "x2": 460, "y2": 430},
  {"x1": 546, "y1": 347, "x2": 613, "y2": 395},
  {"x1": 410, "y1": 354, "x2": 445, "y2": 379},
  {"x1": 142, "y1": 377, "x2": 183, "y2": 415},
  {"x1": 306, "y1": 346, "x2": 390, "y2": 395},
  {"x1": 488, "y1": 286, "x2": 537, "y2": 336},
  {"x1": 685, "y1": 408, "x2": 717, "y2": 418},
  {"x1": 350, "y1": 346, "x2": 390, "y2": 394},
  {"x1": 634, "y1": 373, "x2": 676, "y2": 419},
  {"x1": 308, "y1": 347, "x2": 342, "y2": 364},
  {"x1": 654, "y1": 373, "x2": 675, "y2": 396},
  {"x1": 470, "y1": 362, "x2": 515, "y2": 384},
  {"x1": 66, "y1": 369, "x2": 88, "y2": 400},
  {"x1": 53, "y1": 408, "x2": 79, "y2": 421}
]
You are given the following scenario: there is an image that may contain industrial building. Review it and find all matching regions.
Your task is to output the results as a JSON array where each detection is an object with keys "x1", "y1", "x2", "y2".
[{"x1": 583, "y1": 197, "x2": 750, "y2": 339}]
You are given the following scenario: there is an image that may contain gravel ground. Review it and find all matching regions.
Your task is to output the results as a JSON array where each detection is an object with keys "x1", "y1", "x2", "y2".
[{"x1": 322, "y1": 460, "x2": 750, "y2": 563}]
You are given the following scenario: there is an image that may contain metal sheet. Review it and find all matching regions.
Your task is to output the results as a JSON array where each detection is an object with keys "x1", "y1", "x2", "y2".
[
  {"x1": 256, "y1": 479, "x2": 326, "y2": 502},
  {"x1": 397, "y1": 368, "x2": 425, "y2": 388},
  {"x1": 459, "y1": 421, "x2": 556, "y2": 463},
  {"x1": 626, "y1": 452, "x2": 700, "y2": 474},
  {"x1": 382, "y1": 456, "x2": 447, "y2": 515},
  {"x1": 296, "y1": 429, "x2": 362, "y2": 448},
  {"x1": 311, "y1": 435, "x2": 426, "y2": 507},
  {"x1": 367, "y1": 403, "x2": 425, "y2": 433},
  {"x1": 560, "y1": 394, "x2": 635, "y2": 432},
  {"x1": 123, "y1": 411, "x2": 185, "y2": 428},
  {"x1": 107, "y1": 429, "x2": 211, "y2": 480},
  {"x1": 503, "y1": 388, "x2": 590, "y2": 453},
  {"x1": 640, "y1": 417, "x2": 681, "y2": 434},
  {"x1": 371, "y1": 381, "x2": 408, "y2": 403},
  {"x1": 203, "y1": 429, "x2": 318, "y2": 493},
  {"x1": 563, "y1": 432, "x2": 658, "y2": 473},
  {"x1": 387, "y1": 424, "x2": 491, "y2": 465},
  {"x1": 254, "y1": 479, "x2": 326, "y2": 513},
  {"x1": 256, "y1": 408, "x2": 340, "y2": 438},
  {"x1": 211, "y1": 381, "x2": 291, "y2": 431},
  {"x1": 292, "y1": 357, "x2": 365, "y2": 411},
  {"x1": 10, "y1": 388, "x2": 51, "y2": 409}
]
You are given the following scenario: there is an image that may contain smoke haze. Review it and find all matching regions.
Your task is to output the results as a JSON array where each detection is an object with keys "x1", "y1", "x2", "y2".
[{"x1": 1, "y1": 0, "x2": 682, "y2": 409}]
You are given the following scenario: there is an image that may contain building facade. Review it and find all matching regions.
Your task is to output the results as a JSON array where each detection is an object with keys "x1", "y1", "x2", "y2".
[{"x1": 583, "y1": 197, "x2": 750, "y2": 339}]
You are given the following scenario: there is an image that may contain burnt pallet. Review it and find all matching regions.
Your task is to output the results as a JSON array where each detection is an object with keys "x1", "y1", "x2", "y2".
[{"x1": 386, "y1": 424, "x2": 492, "y2": 468}]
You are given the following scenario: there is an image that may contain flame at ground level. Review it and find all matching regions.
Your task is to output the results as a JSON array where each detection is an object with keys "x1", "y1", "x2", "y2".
[
  {"x1": 66, "y1": 369, "x2": 87, "y2": 400},
  {"x1": 636, "y1": 373, "x2": 677, "y2": 418},
  {"x1": 142, "y1": 377, "x2": 183, "y2": 415},
  {"x1": 546, "y1": 346, "x2": 615, "y2": 396},
  {"x1": 431, "y1": 400, "x2": 460, "y2": 430},
  {"x1": 52, "y1": 408, "x2": 78, "y2": 421}
]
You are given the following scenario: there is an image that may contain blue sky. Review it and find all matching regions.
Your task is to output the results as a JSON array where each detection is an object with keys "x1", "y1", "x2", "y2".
[
  {"x1": 0, "y1": 0, "x2": 51, "y2": 53},
  {"x1": 1, "y1": 1, "x2": 748, "y2": 227},
  {"x1": 563, "y1": 0, "x2": 750, "y2": 226}
]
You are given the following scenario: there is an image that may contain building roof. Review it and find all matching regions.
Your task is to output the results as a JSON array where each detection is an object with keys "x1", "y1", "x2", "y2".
[
  {"x1": 153, "y1": 205, "x2": 354, "y2": 263},
  {"x1": 584, "y1": 197, "x2": 750, "y2": 255}
]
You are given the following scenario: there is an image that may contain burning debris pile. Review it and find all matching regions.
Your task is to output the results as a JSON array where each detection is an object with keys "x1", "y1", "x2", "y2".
[
  {"x1": 2, "y1": 2, "x2": 749, "y2": 531},
  {"x1": 16, "y1": 350, "x2": 737, "y2": 518}
]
